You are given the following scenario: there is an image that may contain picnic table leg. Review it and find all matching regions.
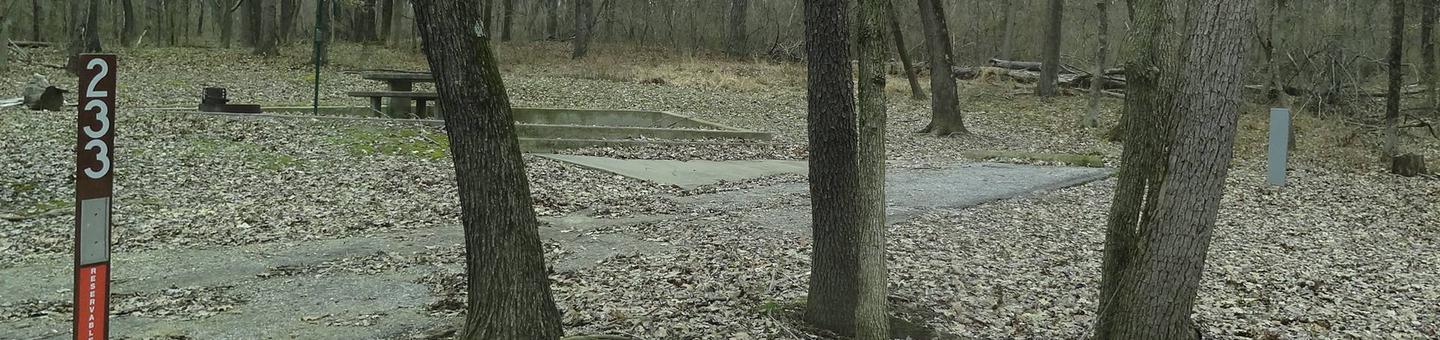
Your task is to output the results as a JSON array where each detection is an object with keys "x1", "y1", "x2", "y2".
[
  {"x1": 386, "y1": 81, "x2": 414, "y2": 117},
  {"x1": 368, "y1": 97, "x2": 383, "y2": 117}
]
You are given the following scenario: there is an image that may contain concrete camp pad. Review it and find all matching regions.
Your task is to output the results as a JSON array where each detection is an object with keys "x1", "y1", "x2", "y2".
[
  {"x1": 537, "y1": 154, "x2": 809, "y2": 188},
  {"x1": 675, "y1": 162, "x2": 1115, "y2": 230}
]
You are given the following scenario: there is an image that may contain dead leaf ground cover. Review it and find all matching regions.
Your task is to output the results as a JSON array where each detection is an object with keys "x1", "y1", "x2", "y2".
[{"x1": 0, "y1": 43, "x2": 1436, "y2": 339}]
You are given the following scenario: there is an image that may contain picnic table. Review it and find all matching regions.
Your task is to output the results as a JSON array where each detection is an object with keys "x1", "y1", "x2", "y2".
[{"x1": 355, "y1": 72, "x2": 436, "y2": 117}]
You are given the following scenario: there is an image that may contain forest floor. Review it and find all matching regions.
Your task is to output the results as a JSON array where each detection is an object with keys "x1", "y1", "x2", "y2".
[{"x1": 1, "y1": 43, "x2": 1437, "y2": 339}]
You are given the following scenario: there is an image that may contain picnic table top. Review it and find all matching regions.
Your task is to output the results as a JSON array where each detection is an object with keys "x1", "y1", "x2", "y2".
[{"x1": 360, "y1": 72, "x2": 435, "y2": 82}]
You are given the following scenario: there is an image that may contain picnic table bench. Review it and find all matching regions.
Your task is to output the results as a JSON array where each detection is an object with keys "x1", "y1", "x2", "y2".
[
  {"x1": 347, "y1": 91, "x2": 439, "y2": 118},
  {"x1": 351, "y1": 71, "x2": 437, "y2": 118}
]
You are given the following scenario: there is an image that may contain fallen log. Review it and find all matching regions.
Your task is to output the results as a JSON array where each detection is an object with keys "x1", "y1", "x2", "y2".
[
  {"x1": 7, "y1": 40, "x2": 52, "y2": 48},
  {"x1": 988, "y1": 58, "x2": 1043, "y2": 72}
]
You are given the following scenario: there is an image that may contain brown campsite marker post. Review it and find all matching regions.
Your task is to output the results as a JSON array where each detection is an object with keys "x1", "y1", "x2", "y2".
[{"x1": 74, "y1": 53, "x2": 116, "y2": 340}]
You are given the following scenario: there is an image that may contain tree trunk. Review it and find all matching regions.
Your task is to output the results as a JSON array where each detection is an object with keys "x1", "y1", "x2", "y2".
[
  {"x1": 1094, "y1": 0, "x2": 1256, "y2": 338},
  {"x1": 802, "y1": 0, "x2": 875, "y2": 337},
  {"x1": 1084, "y1": 0, "x2": 1110, "y2": 127},
  {"x1": 409, "y1": 1, "x2": 565, "y2": 338},
  {"x1": 572, "y1": 0, "x2": 592, "y2": 58},
  {"x1": 245, "y1": 0, "x2": 261, "y2": 46},
  {"x1": 889, "y1": 0, "x2": 925, "y2": 100},
  {"x1": 1385, "y1": 0, "x2": 1403, "y2": 158},
  {"x1": 356, "y1": 0, "x2": 378, "y2": 42},
  {"x1": 1037, "y1": 0, "x2": 1063, "y2": 96},
  {"x1": 546, "y1": 0, "x2": 559, "y2": 39},
  {"x1": 30, "y1": 0, "x2": 39, "y2": 41},
  {"x1": 1424, "y1": 0, "x2": 1437, "y2": 117},
  {"x1": 482, "y1": 0, "x2": 493, "y2": 36},
  {"x1": 501, "y1": 0, "x2": 514, "y2": 41},
  {"x1": 379, "y1": 0, "x2": 394, "y2": 42},
  {"x1": 999, "y1": 0, "x2": 1015, "y2": 59},
  {"x1": 220, "y1": 0, "x2": 236, "y2": 48},
  {"x1": 916, "y1": 0, "x2": 968, "y2": 136},
  {"x1": 67, "y1": 0, "x2": 102, "y2": 73},
  {"x1": 255, "y1": 0, "x2": 279, "y2": 55},
  {"x1": 0, "y1": 11, "x2": 9, "y2": 72},
  {"x1": 197, "y1": 0, "x2": 207, "y2": 37},
  {"x1": 726, "y1": 0, "x2": 748, "y2": 58},
  {"x1": 854, "y1": 0, "x2": 890, "y2": 338},
  {"x1": 280, "y1": 0, "x2": 299, "y2": 44},
  {"x1": 121, "y1": 0, "x2": 137, "y2": 47}
]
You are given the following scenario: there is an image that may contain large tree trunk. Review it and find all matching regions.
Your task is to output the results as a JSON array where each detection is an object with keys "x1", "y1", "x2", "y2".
[
  {"x1": 1037, "y1": 0, "x2": 1064, "y2": 96},
  {"x1": 889, "y1": 0, "x2": 925, "y2": 100},
  {"x1": 572, "y1": 0, "x2": 592, "y2": 58},
  {"x1": 356, "y1": 0, "x2": 378, "y2": 42},
  {"x1": 726, "y1": 0, "x2": 748, "y2": 58},
  {"x1": 410, "y1": 1, "x2": 565, "y2": 338},
  {"x1": 379, "y1": 0, "x2": 394, "y2": 42},
  {"x1": 853, "y1": 1, "x2": 890, "y2": 339},
  {"x1": 501, "y1": 0, "x2": 514, "y2": 41},
  {"x1": 1423, "y1": 0, "x2": 1437, "y2": 114},
  {"x1": 1083, "y1": 0, "x2": 1110, "y2": 127},
  {"x1": 916, "y1": 0, "x2": 968, "y2": 136},
  {"x1": 1385, "y1": 0, "x2": 1403, "y2": 158},
  {"x1": 802, "y1": 0, "x2": 879, "y2": 337},
  {"x1": 255, "y1": 0, "x2": 279, "y2": 55},
  {"x1": 1093, "y1": 0, "x2": 1255, "y2": 338}
]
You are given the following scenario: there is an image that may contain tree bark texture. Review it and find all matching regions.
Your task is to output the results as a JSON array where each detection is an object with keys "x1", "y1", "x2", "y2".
[
  {"x1": 889, "y1": 0, "x2": 925, "y2": 100},
  {"x1": 802, "y1": 0, "x2": 868, "y2": 336},
  {"x1": 245, "y1": 0, "x2": 261, "y2": 46},
  {"x1": 1385, "y1": 0, "x2": 1403, "y2": 157},
  {"x1": 220, "y1": 0, "x2": 236, "y2": 48},
  {"x1": 1094, "y1": 0, "x2": 1256, "y2": 338},
  {"x1": 727, "y1": 0, "x2": 749, "y2": 57},
  {"x1": 379, "y1": 0, "x2": 394, "y2": 42},
  {"x1": 916, "y1": 0, "x2": 967, "y2": 136},
  {"x1": 854, "y1": 1, "x2": 890, "y2": 338},
  {"x1": 573, "y1": 0, "x2": 592, "y2": 58},
  {"x1": 1084, "y1": 0, "x2": 1110, "y2": 127},
  {"x1": 30, "y1": 0, "x2": 39, "y2": 41},
  {"x1": 1000, "y1": 0, "x2": 1015, "y2": 60},
  {"x1": 1037, "y1": 0, "x2": 1064, "y2": 96},
  {"x1": 410, "y1": 1, "x2": 565, "y2": 338}
]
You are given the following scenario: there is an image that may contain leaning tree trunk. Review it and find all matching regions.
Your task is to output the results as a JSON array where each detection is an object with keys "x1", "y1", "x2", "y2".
[
  {"x1": 1094, "y1": 0, "x2": 1185, "y2": 334},
  {"x1": 916, "y1": 0, "x2": 968, "y2": 136},
  {"x1": 572, "y1": 0, "x2": 592, "y2": 58},
  {"x1": 410, "y1": 0, "x2": 565, "y2": 338},
  {"x1": 726, "y1": 0, "x2": 749, "y2": 58},
  {"x1": 1083, "y1": 0, "x2": 1110, "y2": 127},
  {"x1": 1423, "y1": 0, "x2": 1437, "y2": 115},
  {"x1": 1094, "y1": 0, "x2": 1255, "y2": 338},
  {"x1": 889, "y1": 0, "x2": 925, "y2": 100},
  {"x1": 802, "y1": 0, "x2": 869, "y2": 336},
  {"x1": 1037, "y1": 0, "x2": 1064, "y2": 97},
  {"x1": 1385, "y1": 0, "x2": 1404, "y2": 158},
  {"x1": 853, "y1": 0, "x2": 890, "y2": 338}
]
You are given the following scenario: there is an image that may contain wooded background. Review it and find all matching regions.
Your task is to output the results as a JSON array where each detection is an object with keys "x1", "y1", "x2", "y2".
[{"x1": 9, "y1": 0, "x2": 1433, "y2": 105}]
